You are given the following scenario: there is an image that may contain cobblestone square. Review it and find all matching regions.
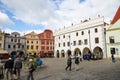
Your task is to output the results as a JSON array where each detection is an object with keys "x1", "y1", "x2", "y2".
[{"x1": 20, "y1": 58, "x2": 120, "y2": 80}]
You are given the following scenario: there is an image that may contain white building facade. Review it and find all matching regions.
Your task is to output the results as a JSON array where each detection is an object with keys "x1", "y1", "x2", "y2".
[
  {"x1": 54, "y1": 17, "x2": 107, "y2": 59},
  {"x1": 4, "y1": 32, "x2": 26, "y2": 55}
]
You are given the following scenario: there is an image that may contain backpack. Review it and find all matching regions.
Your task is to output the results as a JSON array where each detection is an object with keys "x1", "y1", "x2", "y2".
[
  {"x1": 31, "y1": 67, "x2": 36, "y2": 72},
  {"x1": 30, "y1": 63, "x2": 36, "y2": 72},
  {"x1": 75, "y1": 58, "x2": 79, "y2": 64},
  {"x1": 15, "y1": 60, "x2": 22, "y2": 69}
]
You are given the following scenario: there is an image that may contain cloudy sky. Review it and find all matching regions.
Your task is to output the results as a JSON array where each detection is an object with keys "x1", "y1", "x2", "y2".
[{"x1": 0, "y1": 0, "x2": 120, "y2": 35}]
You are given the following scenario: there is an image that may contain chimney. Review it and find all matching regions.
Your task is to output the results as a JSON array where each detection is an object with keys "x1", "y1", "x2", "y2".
[
  {"x1": 98, "y1": 14, "x2": 100, "y2": 17},
  {"x1": 71, "y1": 23, "x2": 73, "y2": 26}
]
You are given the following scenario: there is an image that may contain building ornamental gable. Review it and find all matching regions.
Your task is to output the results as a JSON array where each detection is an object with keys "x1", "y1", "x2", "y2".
[
  {"x1": 25, "y1": 31, "x2": 39, "y2": 39},
  {"x1": 54, "y1": 17, "x2": 104, "y2": 36}
]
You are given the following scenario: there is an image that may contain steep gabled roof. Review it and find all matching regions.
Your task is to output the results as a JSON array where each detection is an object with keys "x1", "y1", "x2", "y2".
[{"x1": 111, "y1": 6, "x2": 120, "y2": 24}]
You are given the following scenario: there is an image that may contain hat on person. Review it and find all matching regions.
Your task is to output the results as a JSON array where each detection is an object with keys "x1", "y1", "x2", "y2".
[
  {"x1": 29, "y1": 59, "x2": 33, "y2": 62},
  {"x1": 8, "y1": 57, "x2": 12, "y2": 60}
]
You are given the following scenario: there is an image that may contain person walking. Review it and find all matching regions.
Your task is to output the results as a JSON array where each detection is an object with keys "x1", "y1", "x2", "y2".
[
  {"x1": 75, "y1": 56, "x2": 79, "y2": 71},
  {"x1": 4, "y1": 58, "x2": 14, "y2": 80},
  {"x1": 79, "y1": 55, "x2": 82, "y2": 62},
  {"x1": 111, "y1": 54, "x2": 116, "y2": 63},
  {"x1": 0, "y1": 60, "x2": 4, "y2": 80},
  {"x1": 14, "y1": 56, "x2": 22, "y2": 79},
  {"x1": 65, "y1": 56, "x2": 72, "y2": 71},
  {"x1": 27, "y1": 59, "x2": 35, "y2": 80}
]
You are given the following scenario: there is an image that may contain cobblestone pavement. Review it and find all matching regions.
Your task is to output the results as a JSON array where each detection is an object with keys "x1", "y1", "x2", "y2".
[{"x1": 20, "y1": 58, "x2": 120, "y2": 80}]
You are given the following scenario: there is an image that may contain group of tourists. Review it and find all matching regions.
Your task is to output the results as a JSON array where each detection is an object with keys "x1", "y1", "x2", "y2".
[
  {"x1": 3, "y1": 55, "x2": 22, "y2": 80},
  {"x1": 65, "y1": 53, "x2": 116, "y2": 71},
  {"x1": 65, "y1": 55, "x2": 82, "y2": 71},
  {"x1": 0, "y1": 55, "x2": 36, "y2": 80}
]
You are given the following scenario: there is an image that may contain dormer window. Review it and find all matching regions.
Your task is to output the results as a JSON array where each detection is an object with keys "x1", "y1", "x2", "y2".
[
  {"x1": 63, "y1": 35, "x2": 65, "y2": 38},
  {"x1": 76, "y1": 32, "x2": 78, "y2": 36},
  {"x1": 81, "y1": 31, "x2": 84, "y2": 35},
  {"x1": 95, "y1": 28, "x2": 98, "y2": 33}
]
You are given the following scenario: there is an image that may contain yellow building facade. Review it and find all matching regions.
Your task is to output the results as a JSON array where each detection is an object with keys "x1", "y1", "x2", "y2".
[
  {"x1": 0, "y1": 30, "x2": 5, "y2": 50},
  {"x1": 0, "y1": 30, "x2": 8, "y2": 59},
  {"x1": 25, "y1": 31, "x2": 39, "y2": 55}
]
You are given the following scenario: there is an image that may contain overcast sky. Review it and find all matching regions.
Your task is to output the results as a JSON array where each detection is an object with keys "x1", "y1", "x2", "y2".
[{"x1": 0, "y1": 0, "x2": 120, "y2": 35}]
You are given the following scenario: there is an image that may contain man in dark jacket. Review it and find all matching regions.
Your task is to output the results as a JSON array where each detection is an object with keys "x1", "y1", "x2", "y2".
[
  {"x1": 4, "y1": 57, "x2": 14, "y2": 80},
  {"x1": 65, "y1": 56, "x2": 72, "y2": 71}
]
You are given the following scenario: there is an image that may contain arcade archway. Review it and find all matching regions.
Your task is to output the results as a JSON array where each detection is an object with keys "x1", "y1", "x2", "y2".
[
  {"x1": 67, "y1": 50, "x2": 71, "y2": 57},
  {"x1": 56, "y1": 50, "x2": 60, "y2": 58},
  {"x1": 74, "y1": 48, "x2": 81, "y2": 56},
  {"x1": 82, "y1": 47, "x2": 91, "y2": 55},
  {"x1": 18, "y1": 51, "x2": 24, "y2": 56},
  {"x1": 11, "y1": 51, "x2": 17, "y2": 55},
  {"x1": 61, "y1": 50, "x2": 65, "y2": 57},
  {"x1": 93, "y1": 47, "x2": 103, "y2": 59}
]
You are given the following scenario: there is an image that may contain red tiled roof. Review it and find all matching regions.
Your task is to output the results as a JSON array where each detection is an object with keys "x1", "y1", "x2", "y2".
[
  {"x1": 44, "y1": 29, "x2": 52, "y2": 33},
  {"x1": 83, "y1": 19, "x2": 88, "y2": 22},
  {"x1": 111, "y1": 6, "x2": 120, "y2": 24}
]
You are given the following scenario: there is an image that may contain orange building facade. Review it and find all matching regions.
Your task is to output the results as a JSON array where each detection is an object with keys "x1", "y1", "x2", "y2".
[{"x1": 38, "y1": 29, "x2": 54, "y2": 57}]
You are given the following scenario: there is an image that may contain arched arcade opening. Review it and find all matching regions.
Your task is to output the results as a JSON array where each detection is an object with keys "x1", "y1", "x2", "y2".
[
  {"x1": 93, "y1": 47, "x2": 103, "y2": 59},
  {"x1": 82, "y1": 47, "x2": 91, "y2": 55},
  {"x1": 67, "y1": 50, "x2": 71, "y2": 57},
  {"x1": 82, "y1": 47, "x2": 92, "y2": 60},
  {"x1": 56, "y1": 50, "x2": 60, "y2": 58},
  {"x1": 11, "y1": 51, "x2": 17, "y2": 56},
  {"x1": 61, "y1": 50, "x2": 65, "y2": 57},
  {"x1": 74, "y1": 48, "x2": 81, "y2": 56}
]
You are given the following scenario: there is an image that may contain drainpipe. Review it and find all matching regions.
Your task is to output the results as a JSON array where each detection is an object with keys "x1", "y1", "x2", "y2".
[
  {"x1": 69, "y1": 35, "x2": 71, "y2": 55},
  {"x1": 104, "y1": 28, "x2": 108, "y2": 58},
  {"x1": 88, "y1": 30, "x2": 91, "y2": 52}
]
